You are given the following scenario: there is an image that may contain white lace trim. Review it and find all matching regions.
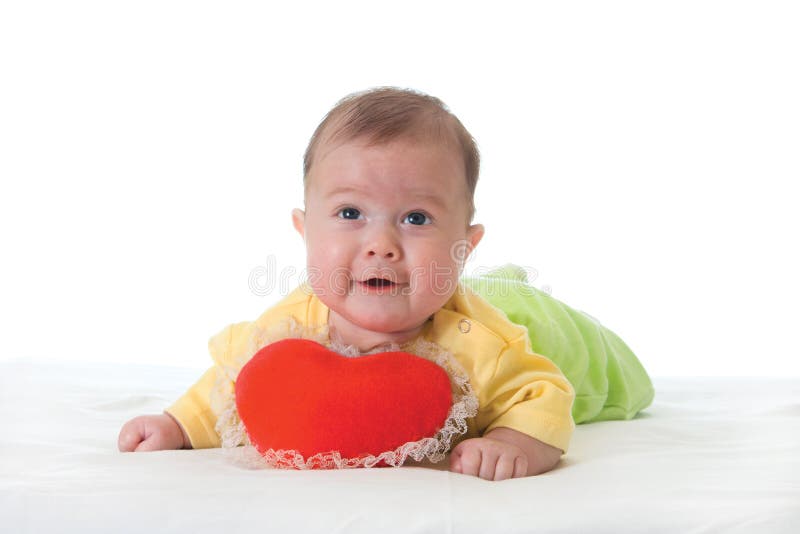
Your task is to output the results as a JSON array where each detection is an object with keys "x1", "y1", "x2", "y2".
[{"x1": 211, "y1": 317, "x2": 478, "y2": 470}]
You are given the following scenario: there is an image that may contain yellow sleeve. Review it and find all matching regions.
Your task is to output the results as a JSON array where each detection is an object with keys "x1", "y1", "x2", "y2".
[
  {"x1": 480, "y1": 332, "x2": 576, "y2": 453},
  {"x1": 165, "y1": 367, "x2": 220, "y2": 449},
  {"x1": 165, "y1": 321, "x2": 256, "y2": 449}
]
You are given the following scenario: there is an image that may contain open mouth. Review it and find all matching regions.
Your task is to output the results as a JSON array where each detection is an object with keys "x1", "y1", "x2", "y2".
[{"x1": 362, "y1": 278, "x2": 396, "y2": 287}]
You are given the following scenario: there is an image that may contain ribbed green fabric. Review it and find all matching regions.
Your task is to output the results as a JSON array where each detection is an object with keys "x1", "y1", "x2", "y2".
[{"x1": 463, "y1": 265, "x2": 654, "y2": 424}]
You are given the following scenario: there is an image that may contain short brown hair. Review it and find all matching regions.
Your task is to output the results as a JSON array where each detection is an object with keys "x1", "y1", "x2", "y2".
[{"x1": 303, "y1": 87, "x2": 480, "y2": 222}]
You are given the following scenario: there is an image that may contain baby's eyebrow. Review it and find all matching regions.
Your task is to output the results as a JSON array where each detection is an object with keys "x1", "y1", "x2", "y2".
[
  {"x1": 408, "y1": 193, "x2": 447, "y2": 211},
  {"x1": 325, "y1": 186, "x2": 362, "y2": 198},
  {"x1": 325, "y1": 185, "x2": 447, "y2": 210}
]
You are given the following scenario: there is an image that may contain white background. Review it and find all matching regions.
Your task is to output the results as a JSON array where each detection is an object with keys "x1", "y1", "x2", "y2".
[{"x1": 1, "y1": 1, "x2": 798, "y2": 376}]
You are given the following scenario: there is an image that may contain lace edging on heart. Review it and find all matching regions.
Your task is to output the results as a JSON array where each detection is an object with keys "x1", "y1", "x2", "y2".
[{"x1": 210, "y1": 317, "x2": 478, "y2": 470}]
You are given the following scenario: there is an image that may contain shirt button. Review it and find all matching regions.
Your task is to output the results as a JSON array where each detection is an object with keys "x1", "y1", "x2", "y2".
[{"x1": 458, "y1": 319, "x2": 471, "y2": 333}]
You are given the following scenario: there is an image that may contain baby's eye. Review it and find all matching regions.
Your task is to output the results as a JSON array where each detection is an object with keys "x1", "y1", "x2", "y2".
[
  {"x1": 338, "y1": 207, "x2": 362, "y2": 220},
  {"x1": 404, "y1": 212, "x2": 431, "y2": 225}
]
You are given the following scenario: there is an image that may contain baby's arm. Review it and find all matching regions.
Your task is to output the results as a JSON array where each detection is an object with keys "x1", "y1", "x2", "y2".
[
  {"x1": 117, "y1": 320, "x2": 257, "y2": 452},
  {"x1": 118, "y1": 413, "x2": 191, "y2": 452},
  {"x1": 449, "y1": 427, "x2": 562, "y2": 481},
  {"x1": 448, "y1": 320, "x2": 574, "y2": 481}
]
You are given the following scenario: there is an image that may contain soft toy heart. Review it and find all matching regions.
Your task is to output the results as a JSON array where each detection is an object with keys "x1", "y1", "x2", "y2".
[{"x1": 235, "y1": 338, "x2": 453, "y2": 464}]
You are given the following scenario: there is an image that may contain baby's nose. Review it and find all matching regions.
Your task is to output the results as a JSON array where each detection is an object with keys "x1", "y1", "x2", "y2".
[
  {"x1": 365, "y1": 227, "x2": 401, "y2": 260},
  {"x1": 368, "y1": 247, "x2": 397, "y2": 259}
]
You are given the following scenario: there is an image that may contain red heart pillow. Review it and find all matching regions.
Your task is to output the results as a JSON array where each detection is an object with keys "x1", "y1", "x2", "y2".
[{"x1": 235, "y1": 339, "x2": 453, "y2": 467}]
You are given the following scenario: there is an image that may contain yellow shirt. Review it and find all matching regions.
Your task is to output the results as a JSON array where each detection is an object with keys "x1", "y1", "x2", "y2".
[{"x1": 166, "y1": 283, "x2": 576, "y2": 452}]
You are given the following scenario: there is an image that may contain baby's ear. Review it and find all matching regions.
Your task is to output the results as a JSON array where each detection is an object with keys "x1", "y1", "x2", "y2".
[
  {"x1": 466, "y1": 223, "x2": 485, "y2": 254},
  {"x1": 291, "y1": 209, "x2": 306, "y2": 240}
]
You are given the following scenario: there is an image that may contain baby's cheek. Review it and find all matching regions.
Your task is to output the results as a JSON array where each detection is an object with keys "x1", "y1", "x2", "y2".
[
  {"x1": 327, "y1": 269, "x2": 351, "y2": 296},
  {"x1": 408, "y1": 267, "x2": 454, "y2": 298}
]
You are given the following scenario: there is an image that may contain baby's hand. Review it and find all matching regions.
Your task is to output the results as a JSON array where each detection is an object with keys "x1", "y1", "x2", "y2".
[
  {"x1": 449, "y1": 437, "x2": 528, "y2": 481},
  {"x1": 118, "y1": 413, "x2": 190, "y2": 452}
]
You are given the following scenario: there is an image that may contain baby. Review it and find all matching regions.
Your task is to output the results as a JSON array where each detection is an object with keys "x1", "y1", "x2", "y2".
[{"x1": 118, "y1": 87, "x2": 576, "y2": 481}]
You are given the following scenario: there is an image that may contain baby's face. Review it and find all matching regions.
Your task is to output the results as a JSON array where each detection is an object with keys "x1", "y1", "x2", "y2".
[{"x1": 293, "y1": 137, "x2": 484, "y2": 346}]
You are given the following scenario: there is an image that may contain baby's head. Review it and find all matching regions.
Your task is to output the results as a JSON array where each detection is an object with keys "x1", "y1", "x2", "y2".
[
  {"x1": 292, "y1": 87, "x2": 485, "y2": 350},
  {"x1": 302, "y1": 87, "x2": 480, "y2": 223}
]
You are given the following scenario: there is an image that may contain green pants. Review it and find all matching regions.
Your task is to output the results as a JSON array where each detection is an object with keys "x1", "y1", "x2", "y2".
[{"x1": 463, "y1": 265, "x2": 654, "y2": 424}]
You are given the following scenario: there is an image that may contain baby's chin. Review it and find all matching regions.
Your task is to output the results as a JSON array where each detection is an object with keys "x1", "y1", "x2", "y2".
[
  {"x1": 349, "y1": 314, "x2": 429, "y2": 335},
  {"x1": 332, "y1": 308, "x2": 432, "y2": 341}
]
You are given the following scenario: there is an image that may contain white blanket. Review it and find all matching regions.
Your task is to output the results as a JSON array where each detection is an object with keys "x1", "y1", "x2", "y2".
[{"x1": 2, "y1": 360, "x2": 798, "y2": 533}]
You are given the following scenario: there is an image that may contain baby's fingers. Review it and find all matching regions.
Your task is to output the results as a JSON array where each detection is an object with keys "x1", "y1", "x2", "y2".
[
  {"x1": 513, "y1": 455, "x2": 528, "y2": 478},
  {"x1": 493, "y1": 454, "x2": 516, "y2": 481},
  {"x1": 494, "y1": 454, "x2": 528, "y2": 481},
  {"x1": 454, "y1": 445, "x2": 483, "y2": 478},
  {"x1": 132, "y1": 420, "x2": 172, "y2": 452},
  {"x1": 478, "y1": 451, "x2": 498, "y2": 481},
  {"x1": 134, "y1": 435, "x2": 163, "y2": 452},
  {"x1": 118, "y1": 419, "x2": 146, "y2": 452}
]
